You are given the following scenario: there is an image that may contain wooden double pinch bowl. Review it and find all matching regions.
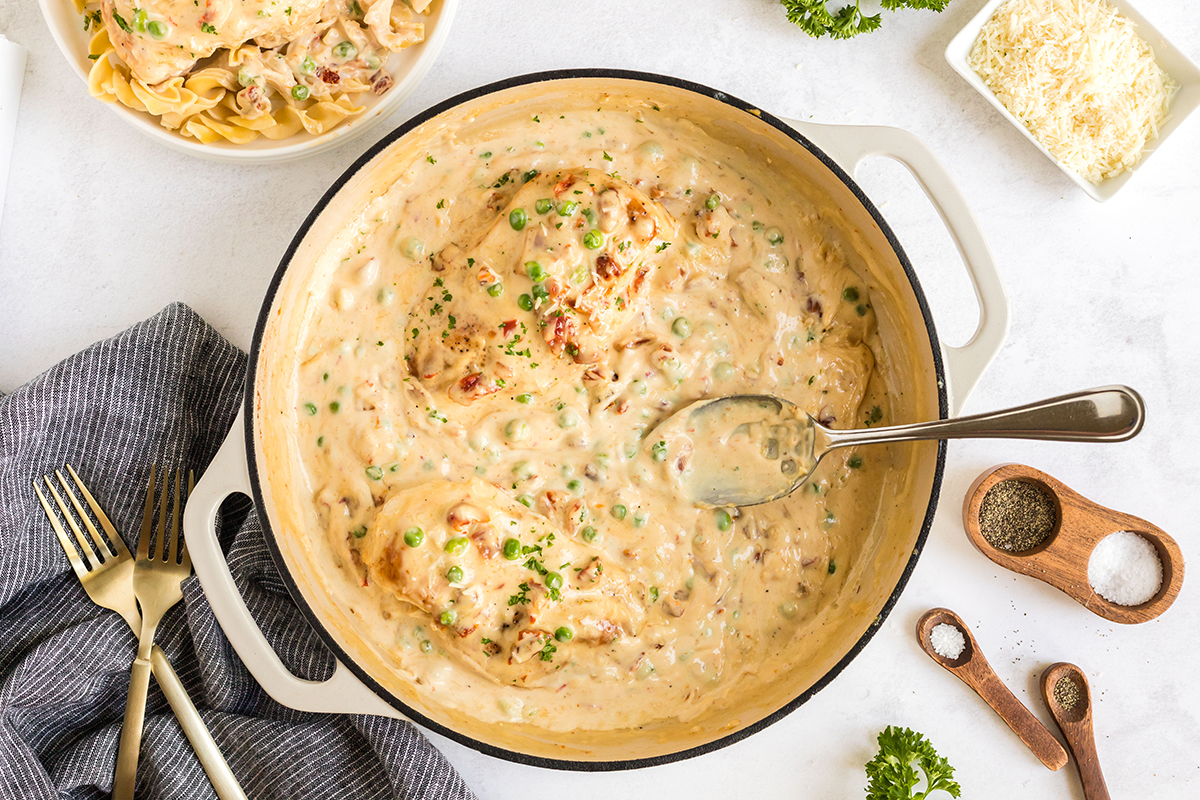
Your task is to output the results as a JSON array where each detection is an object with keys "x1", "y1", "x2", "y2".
[{"x1": 962, "y1": 464, "x2": 1184, "y2": 624}]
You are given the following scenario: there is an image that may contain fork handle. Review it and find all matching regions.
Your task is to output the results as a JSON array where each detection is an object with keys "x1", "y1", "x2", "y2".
[
  {"x1": 113, "y1": 655, "x2": 152, "y2": 800},
  {"x1": 150, "y1": 647, "x2": 248, "y2": 800}
]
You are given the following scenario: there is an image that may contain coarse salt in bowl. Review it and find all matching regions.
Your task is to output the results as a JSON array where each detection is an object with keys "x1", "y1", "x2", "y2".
[
  {"x1": 37, "y1": 0, "x2": 458, "y2": 164},
  {"x1": 930, "y1": 623, "x2": 966, "y2": 660},
  {"x1": 1088, "y1": 531, "x2": 1163, "y2": 606}
]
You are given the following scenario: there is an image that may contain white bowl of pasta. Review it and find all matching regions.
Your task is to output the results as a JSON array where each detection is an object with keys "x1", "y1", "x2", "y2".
[{"x1": 39, "y1": 0, "x2": 458, "y2": 163}]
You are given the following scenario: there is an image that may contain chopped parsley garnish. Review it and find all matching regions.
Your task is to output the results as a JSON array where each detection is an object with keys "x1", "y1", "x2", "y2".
[
  {"x1": 113, "y1": 12, "x2": 132, "y2": 32},
  {"x1": 200, "y1": 22, "x2": 217, "y2": 35},
  {"x1": 539, "y1": 640, "x2": 557, "y2": 661},
  {"x1": 507, "y1": 582, "x2": 531, "y2": 606},
  {"x1": 655, "y1": 241, "x2": 671, "y2": 252}
]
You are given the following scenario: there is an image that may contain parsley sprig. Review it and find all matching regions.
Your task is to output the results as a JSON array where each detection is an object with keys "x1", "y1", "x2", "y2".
[
  {"x1": 865, "y1": 726, "x2": 960, "y2": 800},
  {"x1": 781, "y1": 0, "x2": 951, "y2": 39}
]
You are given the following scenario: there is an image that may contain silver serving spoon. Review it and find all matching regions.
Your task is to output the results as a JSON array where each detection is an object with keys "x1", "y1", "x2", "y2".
[{"x1": 656, "y1": 385, "x2": 1144, "y2": 507}]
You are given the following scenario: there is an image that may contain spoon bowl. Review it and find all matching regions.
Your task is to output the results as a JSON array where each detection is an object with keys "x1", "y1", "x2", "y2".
[{"x1": 660, "y1": 386, "x2": 1145, "y2": 507}]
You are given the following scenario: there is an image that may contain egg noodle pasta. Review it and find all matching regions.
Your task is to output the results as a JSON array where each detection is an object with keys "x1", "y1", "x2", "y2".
[{"x1": 76, "y1": 0, "x2": 432, "y2": 145}]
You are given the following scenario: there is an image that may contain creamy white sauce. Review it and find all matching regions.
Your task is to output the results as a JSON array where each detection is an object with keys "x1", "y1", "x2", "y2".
[{"x1": 288, "y1": 105, "x2": 894, "y2": 732}]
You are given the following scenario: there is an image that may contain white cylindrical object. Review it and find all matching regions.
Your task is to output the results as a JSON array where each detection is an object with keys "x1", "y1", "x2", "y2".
[{"x1": 0, "y1": 36, "x2": 26, "y2": 235}]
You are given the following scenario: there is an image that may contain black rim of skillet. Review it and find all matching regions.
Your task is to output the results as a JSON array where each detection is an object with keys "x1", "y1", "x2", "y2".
[{"x1": 243, "y1": 68, "x2": 949, "y2": 771}]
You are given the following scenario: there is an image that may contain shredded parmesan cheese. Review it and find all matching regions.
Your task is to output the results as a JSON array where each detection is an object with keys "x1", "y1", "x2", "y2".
[{"x1": 969, "y1": 0, "x2": 1177, "y2": 184}]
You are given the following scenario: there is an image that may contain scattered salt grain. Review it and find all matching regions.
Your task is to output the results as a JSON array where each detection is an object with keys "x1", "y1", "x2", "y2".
[
  {"x1": 930, "y1": 623, "x2": 966, "y2": 660},
  {"x1": 1088, "y1": 531, "x2": 1162, "y2": 606}
]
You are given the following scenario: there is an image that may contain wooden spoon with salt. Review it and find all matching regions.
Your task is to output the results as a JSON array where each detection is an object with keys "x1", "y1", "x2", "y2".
[
  {"x1": 1042, "y1": 662, "x2": 1110, "y2": 800},
  {"x1": 963, "y1": 464, "x2": 1184, "y2": 624},
  {"x1": 916, "y1": 608, "x2": 1067, "y2": 771}
]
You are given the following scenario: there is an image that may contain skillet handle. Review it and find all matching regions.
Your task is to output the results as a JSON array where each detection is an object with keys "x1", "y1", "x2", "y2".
[
  {"x1": 184, "y1": 408, "x2": 403, "y2": 719},
  {"x1": 780, "y1": 119, "x2": 1009, "y2": 416}
]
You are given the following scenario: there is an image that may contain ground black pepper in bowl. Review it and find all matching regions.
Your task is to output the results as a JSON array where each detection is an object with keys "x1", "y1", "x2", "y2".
[
  {"x1": 979, "y1": 479, "x2": 1057, "y2": 552},
  {"x1": 1054, "y1": 674, "x2": 1083, "y2": 712}
]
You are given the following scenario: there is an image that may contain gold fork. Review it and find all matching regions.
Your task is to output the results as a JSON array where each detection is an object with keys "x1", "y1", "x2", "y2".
[
  {"x1": 113, "y1": 466, "x2": 195, "y2": 800},
  {"x1": 35, "y1": 466, "x2": 246, "y2": 800}
]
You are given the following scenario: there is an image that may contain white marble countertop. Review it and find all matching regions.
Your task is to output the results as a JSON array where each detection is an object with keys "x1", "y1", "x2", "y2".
[{"x1": 2, "y1": 1, "x2": 1198, "y2": 797}]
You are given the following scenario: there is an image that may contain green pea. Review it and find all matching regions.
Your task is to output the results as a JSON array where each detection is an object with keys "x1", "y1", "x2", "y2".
[
  {"x1": 651, "y1": 441, "x2": 667, "y2": 462},
  {"x1": 502, "y1": 537, "x2": 521, "y2": 560},
  {"x1": 146, "y1": 19, "x2": 168, "y2": 39},
  {"x1": 505, "y1": 419, "x2": 529, "y2": 441},
  {"x1": 317, "y1": 436, "x2": 325, "y2": 447},
  {"x1": 715, "y1": 509, "x2": 733, "y2": 530},
  {"x1": 237, "y1": 69, "x2": 255, "y2": 87},
  {"x1": 583, "y1": 229, "x2": 603, "y2": 250},
  {"x1": 856, "y1": 304, "x2": 867, "y2": 317},
  {"x1": 439, "y1": 609, "x2": 456, "y2": 626},
  {"x1": 365, "y1": 465, "x2": 383, "y2": 480},
  {"x1": 633, "y1": 512, "x2": 648, "y2": 528},
  {"x1": 556, "y1": 200, "x2": 578, "y2": 216},
  {"x1": 671, "y1": 317, "x2": 691, "y2": 338},
  {"x1": 444, "y1": 537, "x2": 469, "y2": 555},
  {"x1": 419, "y1": 639, "x2": 432, "y2": 653},
  {"x1": 509, "y1": 208, "x2": 528, "y2": 231},
  {"x1": 649, "y1": 586, "x2": 660, "y2": 601},
  {"x1": 557, "y1": 409, "x2": 580, "y2": 429},
  {"x1": 545, "y1": 572, "x2": 563, "y2": 590},
  {"x1": 705, "y1": 193, "x2": 721, "y2": 210},
  {"x1": 518, "y1": 293, "x2": 534, "y2": 311},
  {"x1": 554, "y1": 626, "x2": 573, "y2": 642},
  {"x1": 291, "y1": 84, "x2": 310, "y2": 101},
  {"x1": 446, "y1": 566, "x2": 464, "y2": 584},
  {"x1": 299, "y1": 56, "x2": 316, "y2": 75},
  {"x1": 566, "y1": 479, "x2": 581, "y2": 492},
  {"x1": 351, "y1": 525, "x2": 367, "y2": 539},
  {"x1": 516, "y1": 393, "x2": 533, "y2": 404},
  {"x1": 403, "y1": 527, "x2": 424, "y2": 547},
  {"x1": 611, "y1": 504, "x2": 627, "y2": 520},
  {"x1": 848, "y1": 454, "x2": 863, "y2": 469},
  {"x1": 328, "y1": 401, "x2": 341, "y2": 413},
  {"x1": 766, "y1": 227, "x2": 784, "y2": 245},
  {"x1": 364, "y1": 53, "x2": 381, "y2": 70},
  {"x1": 513, "y1": 461, "x2": 535, "y2": 480},
  {"x1": 535, "y1": 198, "x2": 553, "y2": 214},
  {"x1": 487, "y1": 282, "x2": 504, "y2": 297},
  {"x1": 581, "y1": 526, "x2": 597, "y2": 543},
  {"x1": 581, "y1": 207, "x2": 597, "y2": 225},
  {"x1": 525, "y1": 261, "x2": 546, "y2": 282},
  {"x1": 304, "y1": 402, "x2": 317, "y2": 415},
  {"x1": 843, "y1": 287, "x2": 860, "y2": 302},
  {"x1": 334, "y1": 41, "x2": 358, "y2": 59},
  {"x1": 377, "y1": 286, "x2": 394, "y2": 305},
  {"x1": 570, "y1": 264, "x2": 589, "y2": 284},
  {"x1": 828, "y1": 559, "x2": 837, "y2": 575},
  {"x1": 517, "y1": 495, "x2": 534, "y2": 508},
  {"x1": 401, "y1": 236, "x2": 424, "y2": 260}
]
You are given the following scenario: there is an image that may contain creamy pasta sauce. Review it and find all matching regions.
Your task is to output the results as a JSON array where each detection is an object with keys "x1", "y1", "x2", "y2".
[{"x1": 290, "y1": 105, "x2": 894, "y2": 731}]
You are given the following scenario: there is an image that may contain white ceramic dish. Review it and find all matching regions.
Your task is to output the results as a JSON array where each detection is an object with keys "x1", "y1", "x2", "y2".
[
  {"x1": 946, "y1": 0, "x2": 1200, "y2": 202},
  {"x1": 37, "y1": 0, "x2": 458, "y2": 164}
]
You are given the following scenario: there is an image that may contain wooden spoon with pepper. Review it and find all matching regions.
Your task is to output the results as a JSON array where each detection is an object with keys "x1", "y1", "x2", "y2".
[{"x1": 1042, "y1": 663, "x2": 1110, "y2": 800}]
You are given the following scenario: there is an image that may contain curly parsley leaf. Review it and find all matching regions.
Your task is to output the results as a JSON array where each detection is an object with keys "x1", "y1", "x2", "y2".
[
  {"x1": 781, "y1": 0, "x2": 949, "y2": 39},
  {"x1": 865, "y1": 726, "x2": 961, "y2": 800}
]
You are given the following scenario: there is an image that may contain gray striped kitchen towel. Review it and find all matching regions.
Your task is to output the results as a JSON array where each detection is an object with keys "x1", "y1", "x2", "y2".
[{"x1": 0, "y1": 303, "x2": 476, "y2": 800}]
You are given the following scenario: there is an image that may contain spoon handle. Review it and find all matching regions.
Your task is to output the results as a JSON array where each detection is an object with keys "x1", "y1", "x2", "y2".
[{"x1": 821, "y1": 386, "x2": 1143, "y2": 451}]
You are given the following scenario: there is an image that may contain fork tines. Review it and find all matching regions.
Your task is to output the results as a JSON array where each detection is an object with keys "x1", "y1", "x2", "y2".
[
  {"x1": 33, "y1": 464, "x2": 131, "y2": 574},
  {"x1": 139, "y1": 466, "x2": 193, "y2": 567}
]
